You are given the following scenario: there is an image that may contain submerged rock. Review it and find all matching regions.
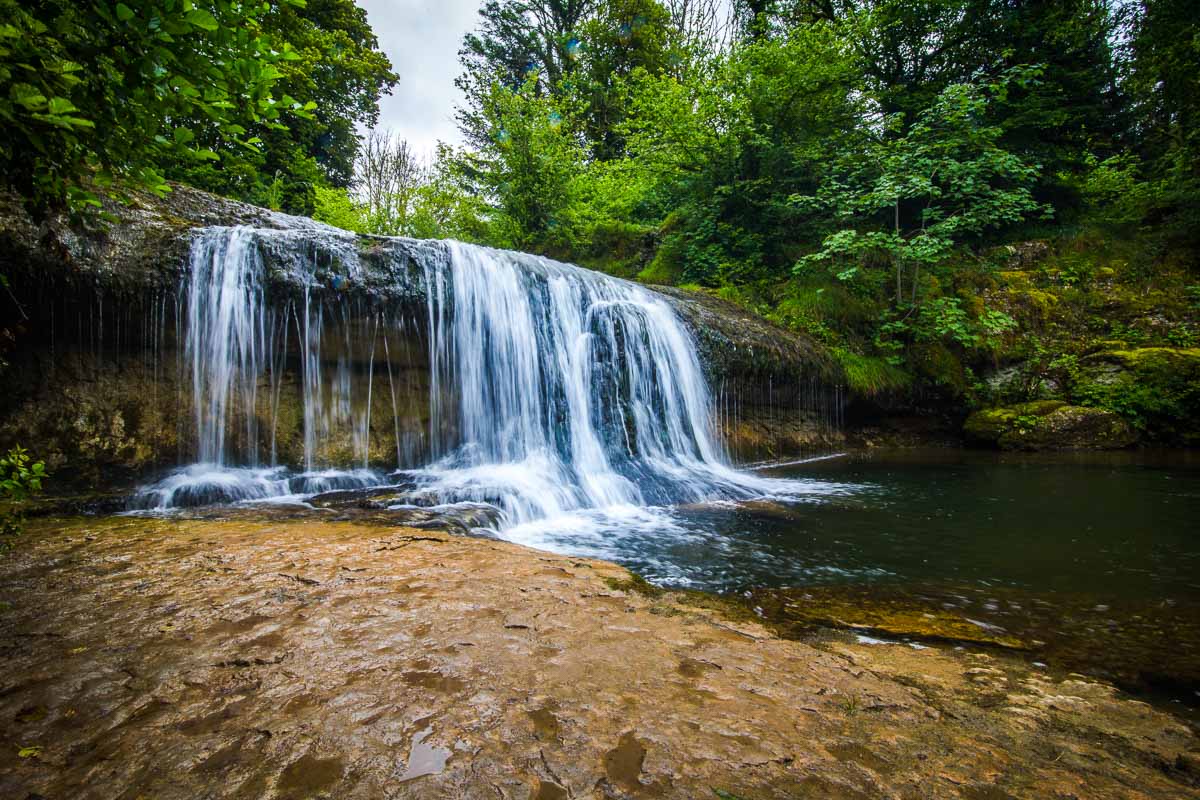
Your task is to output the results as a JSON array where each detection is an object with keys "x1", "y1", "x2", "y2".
[{"x1": 964, "y1": 401, "x2": 1137, "y2": 450}]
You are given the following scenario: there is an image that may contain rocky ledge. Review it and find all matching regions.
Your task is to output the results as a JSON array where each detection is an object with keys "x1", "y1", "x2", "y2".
[
  {"x1": 964, "y1": 400, "x2": 1137, "y2": 450},
  {"x1": 0, "y1": 516, "x2": 1196, "y2": 799},
  {"x1": 0, "y1": 184, "x2": 840, "y2": 390}
]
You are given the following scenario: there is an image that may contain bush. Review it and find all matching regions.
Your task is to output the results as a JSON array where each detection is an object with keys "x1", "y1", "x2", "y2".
[{"x1": 1, "y1": 445, "x2": 47, "y2": 548}]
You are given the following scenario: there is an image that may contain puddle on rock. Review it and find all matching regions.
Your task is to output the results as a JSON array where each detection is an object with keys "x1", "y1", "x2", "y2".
[
  {"x1": 398, "y1": 726, "x2": 451, "y2": 782},
  {"x1": 827, "y1": 742, "x2": 895, "y2": 776},
  {"x1": 604, "y1": 731, "x2": 646, "y2": 791},
  {"x1": 276, "y1": 752, "x2": 345, "y2": 796},
  {"x1": 677, "y1": 657, "x2": 720, "y2": 678},
  {"x1": 527, "y1": 703, "x2": 560, "y2": 740},
  {"x1": 401, "y1": 669, "x2": 466, "y2": 693}
]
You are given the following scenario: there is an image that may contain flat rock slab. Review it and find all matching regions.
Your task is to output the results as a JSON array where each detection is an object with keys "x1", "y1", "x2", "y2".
[{"x1": 0, "y1": 516, "x2": 1196, "y2": 799}]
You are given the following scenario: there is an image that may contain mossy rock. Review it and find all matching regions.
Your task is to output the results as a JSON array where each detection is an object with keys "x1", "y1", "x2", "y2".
[
  {"x1": 964, "y1": 401, "x2": 1137, "y2": 450},
  {"x1": 1072, "y1": 347, "x2": 1200, "y2": 444}
]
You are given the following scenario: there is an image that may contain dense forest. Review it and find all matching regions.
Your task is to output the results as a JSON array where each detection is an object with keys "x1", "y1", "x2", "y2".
[{"x1": 1, "y1": 0, "x2": 1198, "y2": 434}]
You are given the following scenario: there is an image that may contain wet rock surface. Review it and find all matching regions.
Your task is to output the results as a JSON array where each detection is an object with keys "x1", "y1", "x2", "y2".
[
  {"x1": 750, "y1": 583, "x2": 1200, "y2": 705},
  {"x1": 0, "y1": 516, "x2": 1197, "y2": 799}
]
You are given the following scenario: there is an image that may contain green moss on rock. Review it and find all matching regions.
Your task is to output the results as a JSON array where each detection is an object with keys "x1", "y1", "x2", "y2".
[
  {"x1": 964, "y1": 401, "x2": 1137, "y2": 450},
  {"x1": 1072, "y1": 347, "x2": 1200, "y2": 444}
]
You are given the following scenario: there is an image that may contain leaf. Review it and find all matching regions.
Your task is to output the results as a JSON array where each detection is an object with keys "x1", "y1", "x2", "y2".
[
  {"x1": 10, "y1": 84, "x2": 46, "y2": 110},
  {"x1": 17, "y1": 746, "x2": 41, "y2": 758},
  {"x1": 184, "y1": 9, "x2": 219, "y2": 31},
  {"x1": 47, "y1": 97, "x2": 77, "y2": 115},
  {"x1": 115, "y1": 3, "x2": 135, "y2": 21}
]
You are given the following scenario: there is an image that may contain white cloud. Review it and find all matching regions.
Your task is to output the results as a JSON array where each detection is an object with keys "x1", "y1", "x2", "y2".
[{"x1": 358, "y1": 0, "x2": 480, "y2": 159}]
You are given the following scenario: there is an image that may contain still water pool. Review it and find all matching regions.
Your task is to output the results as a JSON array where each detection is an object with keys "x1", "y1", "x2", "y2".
[
  {"x1": 503, "y1": 449, "x2": 1200, "y2": 703},
  {"x1": 632, "y1": 449, "x2": 1199, "y2": 596}
]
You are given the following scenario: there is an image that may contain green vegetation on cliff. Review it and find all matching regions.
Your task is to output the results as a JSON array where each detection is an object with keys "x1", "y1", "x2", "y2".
[{"x1": 313, "y1": 0, "x2": 1196, "y2": 444}]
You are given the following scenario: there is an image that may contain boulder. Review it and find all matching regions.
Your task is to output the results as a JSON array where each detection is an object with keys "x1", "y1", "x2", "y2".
[
  {"x1": 964, "y1": 401, "x2": 1137, "y2": 450},
  {"x1": 1072, "y1": 347, "x2": 1200, "y2": 445}
]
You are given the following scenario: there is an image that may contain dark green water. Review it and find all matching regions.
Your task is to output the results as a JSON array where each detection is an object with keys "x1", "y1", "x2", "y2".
[
  {"x1": 622, "y1": 449, "x2": 1200, "y2": 704},
  {"x1": 655, "y1": 449, "x2": 1200, "y2": 597}
]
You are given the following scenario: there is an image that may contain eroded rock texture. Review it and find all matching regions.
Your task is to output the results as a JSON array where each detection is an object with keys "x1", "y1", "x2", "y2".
[{"x1": 0, "y1": 517, "x2": 1195, "y2": 799}]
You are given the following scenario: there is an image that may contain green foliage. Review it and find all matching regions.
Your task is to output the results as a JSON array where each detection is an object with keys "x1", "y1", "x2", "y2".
[
  {"x1": 0, "y1": 0, "x2": 307, "y2": 213},
  {"x1": 466, "y1": 78, "x2": 589, "y2": 252},
  {"x1": 0, "y1": 445, "x2": 47, "y2": 547},
  {"x1": 163, "y1": 0, "x2": 398, "y2": 213},
  {"x1": 832, "y1": 348, "x2": 912, "y2": 397},
  {"x1": 1070, "y1": 348, "x2": 1200, "y2": 442},
  {"x1": 795, "y1": 67, "x2": 1050, "y2": 305},
  {"x1": 0, "y1": 0, "x2": 395, "y2": 215},
  {"x1": 312, "y1": 142, "x2": 491, "y2": 242},
  {"x1": 313, "y1": 185, "x2": 370, "y2": 234},
  {"x1": 1124, "y1": 0, "x2": 1200, "y2": 250}
]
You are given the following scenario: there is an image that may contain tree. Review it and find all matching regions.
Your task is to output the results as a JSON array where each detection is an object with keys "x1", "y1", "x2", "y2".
[
  {"x1": 312, "y1": 140, "x2": 489, "y2": 241},
  {"x1": 0, "y1": 0, "x2": 301, "y2": 213},
  {"x1": 1124, "y1": 0, "x2": 1200, "y2": 247},
  {"x1": 572, "y1": 0, "x2": 677, "y2": 159},
  {"x1": 795, "y1": 67, "x2": 1048, "y2": 306},
  {"x1": 165, "y1": 0, "x2": 398, "y2": 214},
  {"x1": 456, "y1": 0, "x2": 681, "y2": 161},
  {"x1": 456, "y1": 0, "x2": 596, "y2": 149},
  {"x1": 466, "y1": 78, "x2": 589, "y2": 252},
  {"x1": 621, "y1": 21, "x2": 866, "y2": 284},
  {"x1": 356, "y1": 130, "x2": 427, "y2": 236}
]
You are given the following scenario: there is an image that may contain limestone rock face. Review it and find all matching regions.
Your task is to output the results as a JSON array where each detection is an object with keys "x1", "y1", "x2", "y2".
[
  {"x1": 0, "y1": 185, "x2": 844, "y2": 482},
  {"x1": 964, "y1": 400, "x2": 1138, "y2": 450}
]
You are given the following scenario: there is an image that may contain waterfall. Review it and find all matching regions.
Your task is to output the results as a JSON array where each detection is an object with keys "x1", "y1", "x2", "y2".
[
  {"x1": 412, "y1": 241, "x2": 799, "y2": 527},
  {"x1": 133, "y1": 225, "x2": 836, "y2": 529}
]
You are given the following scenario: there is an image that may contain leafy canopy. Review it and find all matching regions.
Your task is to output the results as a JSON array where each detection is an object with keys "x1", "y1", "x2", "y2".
[{"x1": 0, "y1": 0, "x2": 311, "y2": 212}]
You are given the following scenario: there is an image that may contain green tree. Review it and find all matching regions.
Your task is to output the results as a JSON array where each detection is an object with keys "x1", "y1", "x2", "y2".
[
  {"x1": 466, "y1": 78, "x2": 589, "y2": 252},
  {"x1": 622, "y1": 22, "x2": 865, "y2": 284},
  {"x1": 457, "y1": 0, "x2": 596, "y2": 150},
  {"x1": 1124, "y1": 0, "x2": 1200, "y2": 248},
  {"x1": 795, "y1": 67, "x2": 1048, "y2": 305},
  {"x1": 0, "y1": 0, "x2": 303, "y2": 213},
  {"x1": 166, "y1": 0, "x2": 398, "y2": 214}
]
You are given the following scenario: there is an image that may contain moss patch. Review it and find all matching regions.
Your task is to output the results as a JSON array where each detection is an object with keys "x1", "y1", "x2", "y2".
[
  {"x1": 1071, "y1": 347, "x2": 1200, "y2": 444},
  {"x1": 964, "y1": 401, "x2": 1136, "y2": 450}
]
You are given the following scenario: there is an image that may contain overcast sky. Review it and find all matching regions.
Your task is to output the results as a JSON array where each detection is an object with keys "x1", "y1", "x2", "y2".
[{"x1": 358, "y1": 0, "x2": 479, "y2": 157}]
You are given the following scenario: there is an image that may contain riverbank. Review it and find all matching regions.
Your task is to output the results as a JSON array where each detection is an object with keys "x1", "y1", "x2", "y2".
[{"x1": 0, "y1": 515, "x2": 1196, "y2": 799}]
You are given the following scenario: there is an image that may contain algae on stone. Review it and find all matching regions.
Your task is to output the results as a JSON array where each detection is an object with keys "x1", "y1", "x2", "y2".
[
  {"x1": 964, "y1": 400, "x2": 1136, "y2": 450},
  {"x1": 1072, "y1": 347, "x2": 1200, "y2": 444}
]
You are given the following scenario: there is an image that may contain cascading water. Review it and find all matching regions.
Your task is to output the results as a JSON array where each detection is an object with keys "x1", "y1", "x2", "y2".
[
  {"x1": 133, "y1": 225, "x2": 849, "y2": 554},
  {"x1": 408, "y1": 242, "x2": 828, "y2": 528}
]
